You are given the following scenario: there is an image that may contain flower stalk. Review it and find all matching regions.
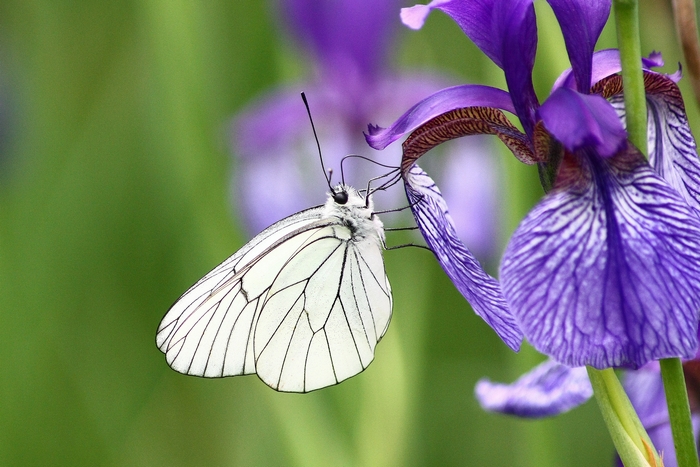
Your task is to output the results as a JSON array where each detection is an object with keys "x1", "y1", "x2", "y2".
[
  {"x1": 660, "y1": 358, "x2": 700, "y2": 467},
  {"x1": 613, "y1": 0, "x2": 647, "y2": 155},
  {"x1": 587, "y1": 367, "x2": 662, "y2": 466}
]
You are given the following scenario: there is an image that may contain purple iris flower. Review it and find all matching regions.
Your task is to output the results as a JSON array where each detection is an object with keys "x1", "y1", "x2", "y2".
[
  {"x1": 475, "y1": 355, "x2": 700, "y2": 466},
  {"x1": 230, "y1": 0, "x2": 502, "y2": 258},
  {"x1": 366, "y1": 0, "x2": 700, "y2": 368}
]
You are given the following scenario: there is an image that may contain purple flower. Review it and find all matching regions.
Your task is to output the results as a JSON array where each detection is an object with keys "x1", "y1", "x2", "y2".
[
  {"x1": 475, "y1": 359, "x2": 593, "y2": 417},
  {"x1": 230, "y1": 0, "x2": 503, "y2": 259},
  {"x1": 476, "y1": 357, "x2": 700, "y2": 466},
  {"x1": 367, "y1": 0, "x2": 700, "y2": 367}
]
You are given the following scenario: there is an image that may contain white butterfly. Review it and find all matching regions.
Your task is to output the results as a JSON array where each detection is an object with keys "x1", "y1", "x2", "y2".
[{"x1": 156, "y1": 184, "x2": 392, "y2": 393}]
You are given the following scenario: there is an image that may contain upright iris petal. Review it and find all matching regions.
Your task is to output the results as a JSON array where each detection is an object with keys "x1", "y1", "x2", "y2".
[
  {"x1": 547, "y1": 0, "x2": 611, "y2": 93},
  {"x1": 368, "y1": 0, "x2": 700, "y2": 369},
  {"x1": 538, "y1": 88, "x2": 626, "y2": 157}
]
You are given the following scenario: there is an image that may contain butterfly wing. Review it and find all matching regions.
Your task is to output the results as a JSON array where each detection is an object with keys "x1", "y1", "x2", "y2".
[
  {"x1": 156, "y1": 206, "x2": 327, "y2": 378},
  {"x1": 253, "y1": 224, "x2": 392, "y2": 392},
  {"x1": 156, "y1": 207, "x2": 392, "y2": 392}
]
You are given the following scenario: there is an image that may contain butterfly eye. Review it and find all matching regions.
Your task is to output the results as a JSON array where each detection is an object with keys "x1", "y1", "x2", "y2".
[{"x1": 333, "y1": 190, "x2": 349, "y2": 205}]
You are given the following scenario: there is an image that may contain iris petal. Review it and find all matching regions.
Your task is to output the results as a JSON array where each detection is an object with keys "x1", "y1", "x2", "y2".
[
  {"x1": 283, "y1": 0, "x2": 401, "y2": 84},
  {"x1": 475, "y1": 359, "x2": 592, "y2": 417},
  {"x1": 552, "y1": 49, "x2": 666, "y2": 92},
  {"x1": 402, "y1": 0, "x2": 532, "y2": 70},
  {"x1": 547, "y1": 0, "x2": 610, "y2": 93},
  {"x1": 645, "y1": 74, "x2": 700, "y2": 214},
  {"x1": 400, "y1": 0, "x2": 539, "y2": 136},
  {"x1": 404, "y1": 165, "x2": 523, "y2": 350},
  {"x1": 539, "y1": 87, "x2": 626, "y2": 157},
  {"x1": 595, "y1": 72, "x2": 700, "y2": 213},
  {"x1": 501, "y1": 146, "x2": 700, "y2": 368},
  {"x1": 365, "y1": 85, "x2": 515, "y2": 150}
]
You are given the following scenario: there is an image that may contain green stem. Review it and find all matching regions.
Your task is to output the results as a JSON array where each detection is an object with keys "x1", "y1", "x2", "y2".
[
  {"x1": 600, "y1": 369, "x2": 646, "y2": 454},
  {"x1": 612, "y1": 0, "x2": 648, "y2": 155},
  {"x1": 588, "y1": 367, "x2": 660, "y2": 466},
  {"x1": 660, "y1": 358, "x2": 700, "y2": 467},
  {"x1": 614, "y1": 3, "x2": 699, "y2": 467}
]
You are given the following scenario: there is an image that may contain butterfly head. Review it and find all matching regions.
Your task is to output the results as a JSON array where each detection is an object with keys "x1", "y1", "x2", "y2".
[
  {"x1": 331, "y1": 186, "x2": 349, "y2": 205},
  {"x1": 328, "y1": 184, "x2": 372, "y2": 212},
  {"x1": 325, "y1": 184, "x2": 383, "y2": 243}
]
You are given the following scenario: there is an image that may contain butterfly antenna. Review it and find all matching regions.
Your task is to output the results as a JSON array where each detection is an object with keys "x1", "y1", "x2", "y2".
[
  {"x1": 338, "y1": 154, "x2": 400, "y2": 206},
  {"x1": 340, "y1": 154, "x2": 398, "y2": 185},
  {"x1": 370, "y1": 170, "x2": 402, "y2": 195},
  {"x1": 302, "y1": 92, "x2": 333, "y2": 192},
  {"x1": 373, "y1": 192, "x2": 425, "y2": 215}
]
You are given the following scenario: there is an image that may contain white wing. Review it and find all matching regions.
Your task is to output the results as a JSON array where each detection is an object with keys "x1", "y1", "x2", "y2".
[
  {"x1": 156, "y1": 206, "x2": 326, "y2": 377},
  {"x1": 156, "y1": 208, "x2": 392, "y2": 393},
  {"x1": 254, "y1": 224, "x2": 392, "y2": 392}
]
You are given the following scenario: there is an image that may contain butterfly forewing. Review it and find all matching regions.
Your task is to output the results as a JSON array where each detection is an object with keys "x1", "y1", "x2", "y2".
[{"x1": 156, "y1": 208, "x2": 326, "y2": 377}]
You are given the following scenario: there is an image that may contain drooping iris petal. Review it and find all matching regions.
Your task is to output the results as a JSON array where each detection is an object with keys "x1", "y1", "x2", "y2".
[
  {"x1": 399, "y1": 106, "x2": 539, "y2": 168},
  {"x1": 539, "y1": 87, "x2": 626, "y2": 157},
  {"x1": 501, "y1": 146, "x2": 700, "y2": 368},
  {"x1": 594, "y1": 72, "x2": 700, "y2": 214},
  {"x1": 400, "y1": 0, "x2": 539, "y2": 136},
  {"x1": 475, "y1": 359, "x2": 592, "y2": 417},
  {"x1": 646, "y1": 75, "x2": 700, "y2": 214},
  {"x1": 546, "y1": 0, "x2": 610, "y2": 93},
  {"x1": 404, "y1": 165, "x2": 523, "y2": 350},
  {"x1": 365, "y1": 84, "x2": 516, "y2": 150}
]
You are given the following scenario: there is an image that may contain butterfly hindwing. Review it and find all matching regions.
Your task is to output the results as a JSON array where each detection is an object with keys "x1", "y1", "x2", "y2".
[{"x1": 254, "y1": 224, "x2": 392, "y2": 392}]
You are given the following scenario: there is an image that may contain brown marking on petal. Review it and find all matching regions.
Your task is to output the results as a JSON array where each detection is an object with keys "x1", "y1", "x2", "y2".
[
  {"x1": 533, "y1": 121, "x2": 565, "y2": 192},
  {"x1": 607, "y1": 141, "x2": 647, "y2": 170},
  {"x1": 552, "y1": 151, "x2": 589, "y2": 192},
  {"x1": 592, "y1": 72, "x2": 684, "y2": 106},
  {"x1": 400, "y1": 106, "x2": 536, "y2": 175},
  {"x1": 642, "y1": 72, "x2": 685, "y2": 107},
  {"x1": 590, "y1": 74, "x2": 623, "y2": 99},
  {"x1": 552, "y1": 142, "x2": 645, "y2": 193}
]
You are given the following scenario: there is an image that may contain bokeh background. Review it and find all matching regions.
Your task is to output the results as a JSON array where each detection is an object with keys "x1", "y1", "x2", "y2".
[{"x1": 0, "y1": 1, "x2": 696, "y2": 466}]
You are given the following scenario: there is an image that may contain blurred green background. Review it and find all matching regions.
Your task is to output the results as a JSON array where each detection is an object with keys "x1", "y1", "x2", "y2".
[{"x1": 0, "y1": 1, "x2": 695, "y2": 466}]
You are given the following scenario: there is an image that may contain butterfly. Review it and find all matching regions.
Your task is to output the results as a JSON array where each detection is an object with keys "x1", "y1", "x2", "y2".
[{"x1": 156, "y1": 184, "x2": 392, "y2": 393}]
